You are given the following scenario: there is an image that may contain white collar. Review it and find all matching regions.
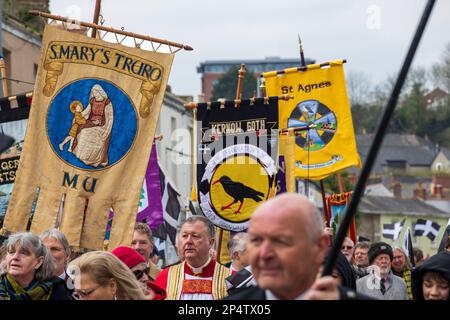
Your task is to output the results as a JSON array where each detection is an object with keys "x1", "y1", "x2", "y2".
[
  {"x1": 265, "y1": 289, "x2": 308, "y2": 300},
  {"x1": 186, "y1": 256, "x2": 211, "y2": 274}
]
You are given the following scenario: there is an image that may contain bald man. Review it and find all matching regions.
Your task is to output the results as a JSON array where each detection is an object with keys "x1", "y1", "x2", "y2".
[{"x1": 225, "y1": 193, "x2": 364, "y2": 300}]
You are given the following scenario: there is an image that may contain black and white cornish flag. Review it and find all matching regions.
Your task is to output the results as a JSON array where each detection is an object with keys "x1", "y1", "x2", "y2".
[
  {"x1": 382, "y1": 219, "x2": 405, "y2": 240},
  {"x1": 402, "y1": 227, "x2": 415, "y2": 267},
  {"x1": 153, "y1": 164, "x2": 183, "y2": 267},
  {"x1": 414, "y1": 219, "x2": 441, "y2": 242}
]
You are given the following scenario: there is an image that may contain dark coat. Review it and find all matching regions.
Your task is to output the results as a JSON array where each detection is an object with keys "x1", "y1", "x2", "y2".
[
  {"x1": 224, "y1": 286, "x2": 266, "y2": 300},
  {"x1": 324, "y1": 251, "x2": 357, "y2": 290},
  {"x1": 224, "y1": 284, "x2": 372, "y2": 300},
  {"x1": 225, "y1": 268, "x2": 255, "y2": 295},
  {"x1": 411, "y1": 251, "x2": 450, "y2": 300},
  {"x1": 49, "y1": 277, "x2": 72, "y2": 300}
]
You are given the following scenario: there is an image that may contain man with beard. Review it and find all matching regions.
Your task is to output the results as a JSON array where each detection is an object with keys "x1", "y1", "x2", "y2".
[
  {"x1": 154, "y1": 216, "x2": 232, "y2": 300},
  {"x1": 356, "y1": 242, "x2": 408, "y2": 300},
  {"x1": 341, "y1": 237, "x2": 354, "y2": 262}
]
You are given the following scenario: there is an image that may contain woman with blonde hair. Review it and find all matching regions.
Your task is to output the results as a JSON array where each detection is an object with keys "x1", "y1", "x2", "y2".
[
  {"x1": 392, "y1": 246, "x2": 413, "y2": 300},
  {"x1": 68, "y1": 251, "x2": 149, "y2": 300}
]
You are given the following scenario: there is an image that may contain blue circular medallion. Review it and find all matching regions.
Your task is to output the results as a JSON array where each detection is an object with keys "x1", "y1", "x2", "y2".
[{"x1": 47, "y1": 78, "x2": 137, "y2": 170}]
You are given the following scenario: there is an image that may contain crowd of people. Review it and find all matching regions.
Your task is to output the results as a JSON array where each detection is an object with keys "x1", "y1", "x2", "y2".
[{"x1": 0, "y1": 193, "x2": 448, "y2": 300}]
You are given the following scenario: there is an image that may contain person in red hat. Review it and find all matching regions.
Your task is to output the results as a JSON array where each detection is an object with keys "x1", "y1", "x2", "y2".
[{"x1": 111, "y1": 246, "x2": 166, "y2": 300}]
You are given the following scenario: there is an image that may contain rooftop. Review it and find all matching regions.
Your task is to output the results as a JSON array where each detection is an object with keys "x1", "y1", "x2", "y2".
[
  {"x1": 356, "y1": 134, "x2": 438, "y2": 174},
  {"x1": 359, "y1": 195, "x2": 448, "y2": 217}
]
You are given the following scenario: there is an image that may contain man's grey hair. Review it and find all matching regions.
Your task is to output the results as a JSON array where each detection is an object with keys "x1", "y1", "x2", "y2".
[
  {"x1": 344, "y1": 237, "x2": 355, "y2": 247},
  {"x1": 227, "y1": 232, "x2": 249, "y2": 255},
  {"x1": 0, "y1": 232, "x2": 55, "y2": 282},
  {"x1": 355, "y1": 241, "x2": 370, "y2": 251},
  {"x1": 40, "y1": 228, "x2": 71, "y2": 257},
  {"x1": 182, "y1": 215, "x2": 216, "y2": 239}
]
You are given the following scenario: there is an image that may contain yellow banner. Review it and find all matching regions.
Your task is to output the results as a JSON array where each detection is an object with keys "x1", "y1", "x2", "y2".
[
  {"x1": 264, "y1": 61, "x2": 360, "y2": 180},
  {"x1": 0, "y1": 25, "x2": 174, "y2": 251}
]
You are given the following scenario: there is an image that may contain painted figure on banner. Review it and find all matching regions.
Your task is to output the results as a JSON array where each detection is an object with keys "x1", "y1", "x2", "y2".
[
  {"x1": 47, "y1": 79, "x2": 136, "y2": 171},
  {"x1": 72, "y1": 84, "x2": 114, "y2": 167},
  {"x1": 58, "y1": 100, "x2": 86, "y2": 153},
  {"x1": 1, "y1": 25, "x2": 174, "y2": 252}
]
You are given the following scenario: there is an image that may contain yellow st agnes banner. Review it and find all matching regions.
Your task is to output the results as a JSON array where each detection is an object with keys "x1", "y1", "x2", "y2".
[
  {"x1": 0, "y1": 25, "x2": 174, "y2": 251},
  {"x1": 263, "y1": 60, "x2": 360, "y2": 180}
]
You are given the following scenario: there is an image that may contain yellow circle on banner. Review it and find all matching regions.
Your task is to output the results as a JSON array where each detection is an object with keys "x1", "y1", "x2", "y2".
[{"x1": 210, "y1": 155, "x2": 269, "y2": 222}]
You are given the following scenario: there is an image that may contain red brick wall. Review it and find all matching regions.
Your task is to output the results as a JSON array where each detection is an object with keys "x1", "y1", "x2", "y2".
[{"x1": 201, "y1": 73, "x2": 221, "y2": 101}]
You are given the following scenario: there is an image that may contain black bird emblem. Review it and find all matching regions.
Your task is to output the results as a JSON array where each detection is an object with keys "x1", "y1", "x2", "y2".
[{"x1": 212, "y1": 175, "x2": 264, "y2": 214}]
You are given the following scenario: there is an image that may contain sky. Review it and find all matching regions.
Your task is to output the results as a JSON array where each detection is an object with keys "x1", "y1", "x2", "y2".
[{"x1": 49, "y1": 0, "x2": 450, "y2": 99}]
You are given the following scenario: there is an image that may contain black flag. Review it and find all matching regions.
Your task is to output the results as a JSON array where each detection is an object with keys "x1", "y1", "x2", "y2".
[{"x1": 402, "y1": 227, "x2": 415, "y2": 268}]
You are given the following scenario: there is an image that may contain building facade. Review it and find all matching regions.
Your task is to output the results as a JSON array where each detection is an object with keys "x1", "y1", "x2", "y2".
[
  {"x1": 2, "y1": 15, "x2": 41, "y2": 95},
  {"x1": 358, "y1": 195, "x2": 448, "y2": 256},
  {"x1": 155, "y1": 91, "x2": 194, "y2": 202},
  {"x1": 197, "y1": 57, "x2": 314, "y2": 101},
  {"x1": 431, "y1": 147, "x2": 450, "y2": 173}
]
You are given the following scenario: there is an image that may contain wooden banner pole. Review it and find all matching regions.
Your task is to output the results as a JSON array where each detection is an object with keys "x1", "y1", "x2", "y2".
[
  {"x1": 235, "y1": 64, "x2": 246, "y2": 101},
  {"x1": 183, "y1": 94, "x2": 293, "y2": 110},
  {"x1": 0, "y1": 58, "x2": 9, "y2": 97},
  {"x1": 30, "y1": 10, "x2": 193, "y2": 51},
  {"x1": 91, "y1": 0, "x2": 102, "y2": 38},
  {"x1": 322, "y1": 0, "x2": 436, "y2": 277},
  {"x1": 216, "y1": 228, "x2": 223, "y2": 264}
]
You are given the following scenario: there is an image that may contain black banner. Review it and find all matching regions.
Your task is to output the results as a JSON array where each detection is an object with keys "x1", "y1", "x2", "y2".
[
  {"x1": 0, "y1": 94, "x2": 31, "y2": 225},
  {"x1": 196, "y1": 97, "x2": 279, "y2": 231}
]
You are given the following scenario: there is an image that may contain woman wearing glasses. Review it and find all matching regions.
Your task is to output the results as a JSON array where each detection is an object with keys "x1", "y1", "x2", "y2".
[
  {"x1": 111, "y1": 246, "x2": 166, "y2": 300},
  {"x1": 0, "y1": 232, "x2": 71, "y2": 300},
  {"x1": 68, "y1": 250, "x2": 149, "y2": 300}
]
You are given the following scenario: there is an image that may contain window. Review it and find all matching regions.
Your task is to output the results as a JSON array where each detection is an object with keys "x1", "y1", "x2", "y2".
[
  {"x1": 33, "y1": 64, "x2": 38, "y2": 80},
  {"x1": 2, "y1": 48, "x2": 12, "y2": 94},
  {"x1": 170, "y1": 117, "x2": 177, "y2": 147},
  {"x1": 169, "y1": 116, "x2": 178, "y2": 185},
  {"x1": 435, "y1": 162, "x2": 442, "y2": 171}
]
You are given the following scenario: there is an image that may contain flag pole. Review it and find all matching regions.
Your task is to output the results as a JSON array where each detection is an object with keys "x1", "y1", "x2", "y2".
[
  {"x1": 91, "y1": 0, "x2": 102, "y2": 38},
  {"x1": 216, "y1": 64, "x2": 247, "y2": 263},
  {"x1": 297, "y1": 35, "x2": 312, "y2": 198},
  {"x1": 298, "y1": 34, "x2": 306, "y2": 67},
  {"x1": 407, "y1": 228, "x2": 416, "y2": 268},
  {"x1": 183, "y1": 94, "x2": 293, "y2": 110},
  {"x1": 191, "y1": 104, "x2": 198, "y2": 202},
  {"x1": 235, "y1": 64, "x2": 246, "y2": 101},
  {"x1": 30, "y1": 10, "x2": 193, "y2": 51},
  {"x1": 298, "y1": 35, "x2": 331, "y2": 228},
  {"x1": 322, "y1": 0, "x2": 436, "y2": 277},
  {"x1": 0, "y1": 57, "x2": 8, "y2": 97}
]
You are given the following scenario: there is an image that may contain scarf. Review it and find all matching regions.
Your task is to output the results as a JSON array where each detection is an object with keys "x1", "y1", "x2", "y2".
[{"x1": 0, "y1": 274, "x2": 54, "y2": 300}]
